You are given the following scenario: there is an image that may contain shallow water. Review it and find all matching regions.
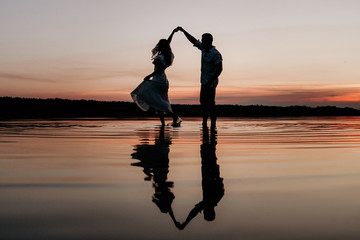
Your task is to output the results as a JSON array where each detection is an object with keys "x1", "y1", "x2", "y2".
[{"x1": 1, "y1": 117, "x2": 360, "y2": 240}]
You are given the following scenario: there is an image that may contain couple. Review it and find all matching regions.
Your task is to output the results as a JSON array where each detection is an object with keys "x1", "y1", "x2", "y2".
[{"x1": 131, "y1": 27, "x2": 223, "y2": 127}]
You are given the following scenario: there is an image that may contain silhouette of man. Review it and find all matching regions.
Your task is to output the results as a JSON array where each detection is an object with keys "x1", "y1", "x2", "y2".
[
  {"x1": 177, "y1": 27, "x2": 223, "y2": 128},
  {"x1": 178, "y1": 126, "x2": 224, "y2": 229}
]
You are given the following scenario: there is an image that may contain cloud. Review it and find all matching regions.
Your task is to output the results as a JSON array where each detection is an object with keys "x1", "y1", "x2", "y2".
[
  {"x1": 99, "y1": 84, "x2": 358, "y2": 108},
  {"x1": 0, "y1": 54, "x2": 149, "y2": 86},
  {"x1": 0, "y1": 73, "x2": 55, "y2": 83},
  {"x1": 212, "y1": 85, "x2": 360, "y2": 108},
  {"x1": 0, "y1": 68, "x2": 144, "y2": 84},
  {"x1": 166, "y1": 84, "x2": 360, "y2": 108}
]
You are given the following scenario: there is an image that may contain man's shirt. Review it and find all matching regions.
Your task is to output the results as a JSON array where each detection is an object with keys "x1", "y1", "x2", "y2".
[{"x1": 194, "y1": 40, "x2": 223, "y2": 88}]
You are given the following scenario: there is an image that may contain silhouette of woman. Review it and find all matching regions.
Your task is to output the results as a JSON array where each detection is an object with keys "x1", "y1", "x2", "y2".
[
  {"x1": 131, "y1": 126, "x2": 181, "y2": 228},
  {"x1": 131, "y1": 29, "x2": 182, "y2": 126}
]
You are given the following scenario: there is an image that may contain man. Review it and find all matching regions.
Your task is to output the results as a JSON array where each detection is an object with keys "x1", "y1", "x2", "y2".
[
  {"x1": 177, "y1": 126, "x2": 224, "y2": 230},
  {"x1": 177, "y1": 27, "x2": 223, "y2": 128}
]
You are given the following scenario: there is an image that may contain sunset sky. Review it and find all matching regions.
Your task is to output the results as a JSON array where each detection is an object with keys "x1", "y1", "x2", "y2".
[{"x1": 1, "y1": 0, "x2": 360, "y2": 108}]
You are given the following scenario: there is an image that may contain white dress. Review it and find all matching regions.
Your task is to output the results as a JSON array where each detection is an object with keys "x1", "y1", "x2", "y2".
[{"x1": 131, "y1": 54, "x2": 173, "y2": 113}]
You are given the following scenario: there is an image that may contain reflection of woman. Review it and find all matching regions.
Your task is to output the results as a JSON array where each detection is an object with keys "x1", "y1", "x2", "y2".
[
  {"x1": 131, "y1": 126, "x2": 180, "y2": 228},
  {"x1": 179, "y1": 126, "x2": 224, "y2": 230},
  {"x1": 131, "y1": 29, "x2": 182, "y2": 127}
]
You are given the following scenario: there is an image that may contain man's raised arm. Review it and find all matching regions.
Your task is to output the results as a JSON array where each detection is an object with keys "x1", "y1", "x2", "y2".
[{"x1": 177, "y1": 27, "x2": 197, "y2": 44}]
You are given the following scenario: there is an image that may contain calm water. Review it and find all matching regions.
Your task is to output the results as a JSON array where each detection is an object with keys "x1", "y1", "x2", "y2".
[{"x1": 1, "y1": 117, "x2": 360, "y2": 240}]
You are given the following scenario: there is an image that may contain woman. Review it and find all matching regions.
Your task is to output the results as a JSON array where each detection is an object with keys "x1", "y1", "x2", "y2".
[{"x1": 131, "y1": 29, "x2": 182, "y2": 126}]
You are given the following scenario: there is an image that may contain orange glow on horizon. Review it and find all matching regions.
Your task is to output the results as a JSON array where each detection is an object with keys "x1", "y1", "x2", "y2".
[{"x1": 3, "y1": 84, "x2": 360, "y2": 107}]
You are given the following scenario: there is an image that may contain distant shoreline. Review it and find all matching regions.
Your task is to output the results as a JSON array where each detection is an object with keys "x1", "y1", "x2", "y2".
[{"x1": 1, "y1": 97, "x2": 360, "y2": 119}]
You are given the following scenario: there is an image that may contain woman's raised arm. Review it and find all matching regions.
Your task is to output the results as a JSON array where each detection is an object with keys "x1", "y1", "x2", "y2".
[{"x1": 167, "y1": 28, "x2": 179, "y2": 44}]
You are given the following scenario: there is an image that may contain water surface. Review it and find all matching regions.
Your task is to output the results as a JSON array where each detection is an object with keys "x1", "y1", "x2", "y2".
[{"x1": 1, "y1": 117, "x2": 360, "y2": 239}]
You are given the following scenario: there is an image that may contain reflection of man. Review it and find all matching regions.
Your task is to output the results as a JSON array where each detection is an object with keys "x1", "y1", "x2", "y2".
[
  {"x1": 177, "y1": 27, "x2": 223, "y2": 128},
  {"x1": 131, "y1": 126, "x2": 180, "y2": 228},
  {"x1": 179, "y1": 126, "x2": 224, "y2": 229}
]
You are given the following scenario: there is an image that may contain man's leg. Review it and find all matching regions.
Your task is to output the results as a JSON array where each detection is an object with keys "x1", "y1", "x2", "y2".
[
  {"x1": 209, "y1": 87, "x2": 216, "y2": 128},
  {"x1": 200, "y1": 85, "x2": 210, "y2": 125}
]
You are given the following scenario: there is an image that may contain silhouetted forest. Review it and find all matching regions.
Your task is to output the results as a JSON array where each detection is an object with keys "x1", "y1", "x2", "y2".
[{"x1": 1, "y1": 97, "x2": 360, "y2": 119}]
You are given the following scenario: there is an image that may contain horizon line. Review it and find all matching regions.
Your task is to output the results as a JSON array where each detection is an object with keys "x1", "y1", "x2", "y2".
[{"x1": 1, "y1": 96, "x2": 358, "y2": 110}]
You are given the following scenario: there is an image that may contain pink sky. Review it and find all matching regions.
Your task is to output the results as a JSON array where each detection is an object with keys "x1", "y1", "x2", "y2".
[{"x1": 1, "y1": 0, "x2": 360, "y2": 108}]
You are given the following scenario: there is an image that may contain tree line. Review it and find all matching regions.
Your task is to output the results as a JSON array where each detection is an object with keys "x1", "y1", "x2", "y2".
[{"x1": 1, "y1": 97, "x2": 359, "y2": 119}]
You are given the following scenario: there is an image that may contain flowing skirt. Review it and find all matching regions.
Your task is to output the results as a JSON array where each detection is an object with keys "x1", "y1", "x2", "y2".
[{"x1": 131, "y1": 80, "x2": 173, "y2": 113}]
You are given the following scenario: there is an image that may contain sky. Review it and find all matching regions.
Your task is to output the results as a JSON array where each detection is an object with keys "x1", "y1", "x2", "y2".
[{"x1": 1, "y1": 0, "x2": 360, "y2": 108}]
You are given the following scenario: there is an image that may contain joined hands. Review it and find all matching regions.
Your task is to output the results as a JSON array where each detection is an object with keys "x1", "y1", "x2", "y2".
[{"x1": 171, "y1": 26, "x2": 184, "y2": 33}]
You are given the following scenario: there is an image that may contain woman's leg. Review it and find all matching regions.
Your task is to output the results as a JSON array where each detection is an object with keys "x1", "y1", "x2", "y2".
[
  {"x1": 158, "y1": 112, "x2": 165, "y2": 126},
  {"x1": 168, "y1": 111, "x2": 182, "y2": 126},
  {"x1": 168, "y1": 112, "x2": 179, "y2": 122}
]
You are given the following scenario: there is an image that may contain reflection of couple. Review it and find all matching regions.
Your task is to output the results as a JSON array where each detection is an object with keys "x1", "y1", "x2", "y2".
[
  {"x1": 131, "y1": 126, "x2": 224, "y2": 230},
  {"x1": 131, "y1": 27, "x2": 223, "y2": 128}
]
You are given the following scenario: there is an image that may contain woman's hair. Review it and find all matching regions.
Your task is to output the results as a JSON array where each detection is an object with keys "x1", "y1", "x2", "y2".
[{"x1": 152, "y1": 39, "x2": 174, "y2": 66}]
